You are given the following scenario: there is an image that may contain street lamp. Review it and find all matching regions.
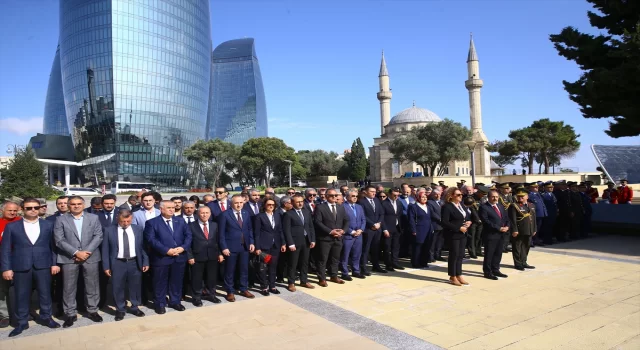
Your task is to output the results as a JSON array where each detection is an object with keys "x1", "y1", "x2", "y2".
[
  {"x1": 283, "y1": 160, "x2": 293, "y2": 188},
  {"x1": 464, "y1": 140, "x2": 476, "y2": 187}
]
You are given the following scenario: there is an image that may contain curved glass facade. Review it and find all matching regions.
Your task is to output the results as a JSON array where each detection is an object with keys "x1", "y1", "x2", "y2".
[
  {"x1": 208, "y1": 38, "x2": 268, "y2": 144},
  {"x1": 58, "y1": 0, "x2": 211, "y2": 185},
  {"x1": 43, "y1": 46, "x2": 69, "y2": 136}
]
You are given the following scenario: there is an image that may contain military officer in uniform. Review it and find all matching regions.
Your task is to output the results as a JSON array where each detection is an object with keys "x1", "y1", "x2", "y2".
[
  {"x1": 568, "y1": 182, "x2": 585, "y2": 240},
  {"x1": 601, "y1": 182, "x2": 618, "y2": 204},
  {"x1": 578, "y1": 183, "x2": 593, "y2": 238},
  {"x1": 540, "y1": 182, "x2": 557, "y2": 245},
  {"x1": 498, "y1": 183, "x2": 513, "y2": 252},
  {"x1": 585, "y1": 181, "x2": 599, "y2": 204},
  {"x1": 618, "y1": 179, "x2": 633, "y2": 204},
  {"x1": 527, "y1": 182, "x2": 547, "y2": 247},
  {"x1": 553, "y1": 181, "x2": 572, "y2": 242},
  {"x1": 509, "y1": 189, "x2": 536, "y2": 271}
]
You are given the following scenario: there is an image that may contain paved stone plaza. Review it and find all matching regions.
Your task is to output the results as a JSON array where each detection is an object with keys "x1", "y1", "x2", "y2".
[{"x1": 1, "y1": 235, "x2": 639, "y2": 349}]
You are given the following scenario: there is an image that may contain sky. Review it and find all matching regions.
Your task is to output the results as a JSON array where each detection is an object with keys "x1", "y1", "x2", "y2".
[{"x1": 0, "y1": 0, "x2": 638, "y2": 172}]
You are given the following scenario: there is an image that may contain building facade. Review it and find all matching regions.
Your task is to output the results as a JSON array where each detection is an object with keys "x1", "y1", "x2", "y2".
[
  {"x1": 208, "y1": 38, "x2": 268, "y2": 145},
  {"x1": 56, "y1": 0, "x2": 212, "y2": 185},
  {"x1": 43, "y1": 46, "x2": 69, "y2": 136}
]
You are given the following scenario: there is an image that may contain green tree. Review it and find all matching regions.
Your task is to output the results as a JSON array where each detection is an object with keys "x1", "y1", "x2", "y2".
[
  {"x1": 530, "y1": 119, "x2": 580, "y2": 174},
  {"x1": 549, "y1": 0, "x2": 640, "y2": 137},
  {"x1": 240, "y1": 137, "x2": 296, "y2": 187},
  {"x1": 0, "y1": 148, "x2": 59, "y2": 200},
  {"x1": 486, "y1": 140, "x2": 519, "y2": 169},
  {"x1": 388, "y1": 119, "x2": 472, "y2": 176},
  {"x1": 347, "y1": 138, "x2": 368, "y2": 181},
  {"x1": 297, "y1": 150, "x2": 344, "y2": 176},
  {"x1": 183, "y1": 138, "x2": 237, "y2": 188},
  {"x1": 497, "y1": 127, "x2": 545, "y2": 175}
]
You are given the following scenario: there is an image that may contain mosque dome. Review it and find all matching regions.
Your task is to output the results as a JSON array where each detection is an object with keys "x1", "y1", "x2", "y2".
[{"x1": 388, "y1": 103, "x2": 442, "y2": 125}]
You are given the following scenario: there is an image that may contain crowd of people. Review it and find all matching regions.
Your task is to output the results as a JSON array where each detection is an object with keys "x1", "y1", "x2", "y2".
[{"x1": 0, "y1": 178, "x2": 629, "y2": 337}]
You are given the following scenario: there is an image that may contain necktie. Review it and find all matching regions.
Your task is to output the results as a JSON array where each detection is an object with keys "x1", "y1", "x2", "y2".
[
  {"x1": 122, "y1": 227, "x2": 130, "y2": 259},
  {"x1": 270, "y1": 215, "x2": 274, "y2": 228},
  {"x1": 220, "y1": 201, "x2": 225, "y2": 211},
  {"x1": 493, "y1": 205, "x2": 502, "y2": 218},
  {"x1": 253, "y1": 203, "x2": 258, "y2": 214},
  {"x1": 297, "y1": 210, "x2": 307, "y2": 236},
  {"x1": 311, "y1": 203, "x2": 315, "y2": 212},
  {"x1": 106, "y1": 211, "x2": 111, "y2": 223},
  {"x1": 187, "y1": 216, "x2": 193, "y2": 223},
  {"x1": 350, "y1": 204, "x2": 356, "y2": 216},
  {"x1": 203, "y1": 222, "x2": 209, "y2": 239},
  {"x1": 370, "y1": 199, "x2": 375, "y2": 211},
  {"x1": 166, "y1": 220, "x2": 173, "y2": 232},
  {"x1": 331, "y1": 204, "x2": 337, "y2": 218},
  {"x1": 236, "y1": 212, "x2": 245, "y2": 244}
]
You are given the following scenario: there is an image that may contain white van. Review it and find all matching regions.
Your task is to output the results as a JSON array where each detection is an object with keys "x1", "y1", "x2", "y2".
[{"x1": 64, "y1": 187, "x2": 101, "y2": 196}]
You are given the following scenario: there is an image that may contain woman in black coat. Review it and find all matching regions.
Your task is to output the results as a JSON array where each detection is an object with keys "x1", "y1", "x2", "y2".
[
  {"x1": 254, "y1": 198, "x2": 286, "y2": 295},
  {"x1": 441, "y1": 187, "x2": 472, "y2": 286}
]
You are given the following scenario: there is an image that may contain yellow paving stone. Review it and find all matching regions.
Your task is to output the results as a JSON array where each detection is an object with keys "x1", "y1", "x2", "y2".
[
  {"x1": 424, "y1": 330, "x2": 477, "y2": 348},
  {"x1": 457, "y1": 321, "x2": 499, "y2": 338},
  {"x1": 469, "y1": 324, "x2": 532, "y2": 349},
  {"x1": 511, "y1": 314, "x2": 618, "y2": 349},
  {"x1": 595, "y1": 302, "x2": 640, "y2": 319},
  {"x1": 518, "y1": 308, "x2": 584, "y2": 333},
  {"x1": 555, "y1": 322, "x2": 640, "y2": 350},
  {"x1": 616, "y1": 335, "x2": 640, "y2": 350}
]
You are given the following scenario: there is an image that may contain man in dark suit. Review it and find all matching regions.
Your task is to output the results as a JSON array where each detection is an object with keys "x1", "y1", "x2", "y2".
[
  {"x1": 478, "y1": 190, "x2": 510, "y2": 280},
  {"x1": 96, "y1": 193, "x2": 119, "y2": 308},
  {"x1": 342, "y1": 190, "x2": 366, "y2": 279},
  {"x1": 359, "y1": 185, "x2": 387, "y2": 275},
  {"x1": 46, "y1": 196, "x2": 69, "y2": 223},
  {"x1": 46, "y1": 195, "x2": 68, "y2": 317},
  {"x1": 119, "y1": 195, "x2": 139, "y2": 212},
  {"x1": 381, "y1": 188, "x2": 404, "y2": 271},
  {"x1": 303, "y1": 188, "x2": 318, "y2": 214},
  {"x1": 187, "y1": 206, "x2": 222, "y2": 306},
  {"x1": 207, "y1": 187, "x2": 230, "y2": 222},
  {"x1": 244, "y1": 189, "x2": 262, "y2": 219},
  {"x1": 143, "y1": 200, "x2": 192, "y2": 314},
  {"x1": 219, "y1": 194, "x2": 255, "y2": 302},
  {"x1": 427, "y1": 190, "x2": 444, "y2": 262},
  {"x1": 101, "y1": 210, "x2": 148, "y2": 321},
  {"x1": 282, "y1": 194, "x2": 316, "y2": 292},
  {"x1": 313, "y1": 188, "x2": 349, "y2": 286},
  {"x1": 1, "y1": 198, "x2": 61, "y2": 336}
]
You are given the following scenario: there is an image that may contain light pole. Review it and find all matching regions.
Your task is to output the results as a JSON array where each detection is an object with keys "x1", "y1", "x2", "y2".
[
  {"x1": 284, "y1": 160, "x2": 292, "y2": 188},
  {"x1": 464, "y1": 140, "x2": 477, "y2": 187}
]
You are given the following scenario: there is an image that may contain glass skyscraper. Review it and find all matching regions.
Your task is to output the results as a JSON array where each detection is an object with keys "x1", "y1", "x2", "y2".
[
  {"x1": 56, "y1": 0, "x2": 212, "y2": 185},
  {"x1": 42, "y1": 46, "x2": 69, "y2": 136},
  {"x1": 208, "y1": 38, "x2": 268, "y2": 144}
]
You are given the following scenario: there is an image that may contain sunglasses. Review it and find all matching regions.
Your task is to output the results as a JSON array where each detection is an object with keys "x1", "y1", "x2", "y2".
[
  {"x1": 287, "y1": 192, "x2": 295, "y2": 194},
  {"x1": 24, "y1": 206, "x2": 42, "y2": 211},
  {"x1": 454, "y1": 193, "x2": 463, "y2": 197},
  {"x1": 308, "y1": 194, "x2": 317, "y2": 197},
  {"x1": 349, "y1": 195, "x2": 357, "y2": 198},
  {"x1": 214, "y1": 191, "x2": 225, "y2": 194},
  {"x1": 379, "y1": 196, "x2": 387, "y2": 199},
  {"x1": 327, "y1": 194, "x2": 338, "y2": 197},
  {"x1": 265, "y1": 204, "x2": 275, "y2": 207}
]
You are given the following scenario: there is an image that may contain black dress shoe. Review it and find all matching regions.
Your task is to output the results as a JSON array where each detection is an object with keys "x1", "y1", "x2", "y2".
[
  {"x1": 259, "y1": 290, "x2": 270, "y2": 296},
  {"x1": 0, "y1": 318, "x2": 9, "y2": 328},
  {"x1": 39, "y1": 318, "x2": 61, "y2": 329},
  {"x1": 169, "y1": 303, "x2": 186, "y2": 311},
  {"x1": 269, "y1": 288, "x2": 281, "y2": 295},
  {"x1": 87, "y1": 312, "x2": 103, "y2": 322},
  {"x1": 469, "y1": 255, "x2": 478, "y2": 259},
  {"x1": 363, "y1": 271, "x2": 371, "y2": 276},
  {"x1": 115, "y1": 311, "x2": 125, "y2": 321},
  {"x1": 524, "y1": 264, "x2": 536, "y2": 269},
  {"x1": 193, "y1": 299, "x2": 203, "y2": 307},
  {"x1": 372, "y1": 267, "x2": 387, "y2": 273},
  {"x1": 206, "y1": 296, "x2": 222, "y2": 304},
  {"x1": 484, "y1": 274, "x2": 498, "y2": 280},
  {"x1": 8, "y1": 324, "x2": 29, "y2": 337},
  {"x1": 130, "y1": 309, "x2": 145, "y2": 317},
  {"x1": 352, "y1": 273, "x2": 366, "y2": 279},
  {"x1": 386, "y1": 267, "x2": 396, "y2": 272},
  {"x1": 494, "y1": 272, "x2": 508, "y2": 278},
  {"x1": 63, "y1": 315, "x2": 77, "y2": 328},
  {"x1": 155, "y1": 307, "x2": 166, "y2": 314},
  {"x1": 393, "y1": 265, "x2": 405, "y2": 270},
  {"x1": 435, "y1": 257, "x2": 447, "y2": 262},
  {"x1": 341, "y1": 275, "x2": 353, "y2": 281},
  {"x1": 515, "y1": 266, "x2": 525, "y2": 271}
]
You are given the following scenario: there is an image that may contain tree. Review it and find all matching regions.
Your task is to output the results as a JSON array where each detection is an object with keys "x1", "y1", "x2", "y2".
[
  {"x1": 388, "y1": 119, "x2": 472, "y2": 176},
  {"x1": 492, "y1": 127, "x2": 544, "y2": 175},
  {"x1": 183, "y1": 139, "x2": 237, "y2": 188},
  {"x1": 297, "y1": 150, "x2": 344, "y2": 177},
  {"x1": 347, "y1": 138, "x2": 368, "y2": 181},
  {"x1": 0, "y1": 148, "x2": 60, "y2": 200},
  {"x1": 549, "y1": 0, "x2": 640, "y2": 137},
  {"x1": 487, "y1": 140, "x2": 519, "y2": 168},
  {"x1": 530, "y1": 119, "x2": 580, "y2": 174},
  {"x1": 240, "y1": 137, "x2": 296, "y2": 187}
]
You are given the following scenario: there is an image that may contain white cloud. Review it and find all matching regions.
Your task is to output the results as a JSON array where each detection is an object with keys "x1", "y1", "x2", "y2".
[{"x1": 0, "y1": 117, "x2": 43, "y2": 135}]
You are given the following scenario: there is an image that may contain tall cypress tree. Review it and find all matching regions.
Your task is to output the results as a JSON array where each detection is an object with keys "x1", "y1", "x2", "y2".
[{"x1": 348, "y1": 137, "x2": 368, "y2": 181}]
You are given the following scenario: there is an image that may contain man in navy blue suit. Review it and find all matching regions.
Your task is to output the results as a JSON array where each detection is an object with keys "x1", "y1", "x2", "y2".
[
  {"x1": 102, "y1": 209, "x2": 148, "y2": 321},
  {"x1": 1, "y1": 198, "x2": 61, "y2": 337},
  {"x1": 96, "y1": 193, "x2": 119, "y2": 308},
  {"x1": 478, "y1": 190, "x2": 511, "y2": 280},
  {"x1": 143, "y1": 200, "x2": 192, "y2": 314},
  {"x1": 207, "y1": 186, "x2": 231, "y2": 222},
  {"x1": 341, "y1": 189, "x2": 366, "y2": 280},
  {"x1": 359, "y1": 185, "x2": 388, "y2": 275},
  {"x1": 219, "y1": 194, "x2": 255, "y2": 302}
]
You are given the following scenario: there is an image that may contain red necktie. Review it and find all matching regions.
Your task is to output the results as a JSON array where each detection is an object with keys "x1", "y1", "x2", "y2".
[
  {"x1": 220, "y1": 201, "x2": 225, "y2": 211},
  {"x1": 311, "y1": 203, "x2": 315, "y2": 211},
  {"x1": 493, "y1": 205, "x2": 502, "y2": 218},
  {"x1": 203, "y1": 222, "x2": 209, "y2": 239}
]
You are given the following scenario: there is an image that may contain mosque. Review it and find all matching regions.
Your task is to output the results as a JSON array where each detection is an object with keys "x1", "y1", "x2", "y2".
[{"x1": 369, "y1": 36, "x2": 493, "y2": 183}]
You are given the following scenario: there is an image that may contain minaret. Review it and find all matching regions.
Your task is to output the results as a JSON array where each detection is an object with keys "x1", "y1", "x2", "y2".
[
  {"x1": 465, "y1": 34, "x2": 491, "y2": 176},
  {"x1": 377, "y1": 50, "x2": 392, "y2": 135}
]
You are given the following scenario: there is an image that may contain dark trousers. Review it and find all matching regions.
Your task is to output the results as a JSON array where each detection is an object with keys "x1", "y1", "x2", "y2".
[
  {"x1": 287, "y1": 243, "x2": 310, "y2": 285},
  {"x1": 141, "y1": 270, "x2": 153, "y2": 306},
  {"x1": 340, "y1": 235, "x2": 362, "y2": 275},
  {"x1": 52, "y1": 266, "x2": 63, "y2": 314},
  {"x1": 224, "y1": 251, "x2": 249, "y2": 293},
  {"x1": 447, "y1": 237, "x2": 467, "y2": 277},
  {"x1": 368, "y1": 230, "x2": 384, "y2": 269},
  {"x1": 315, "y1": 237, "x2": 343, "y2": 280},
  {"x1": 411, "y1": 242, "x2": 426, "y2": 267},
  {"x1": 151, "y1": 261, "x2": 186, "y2": 307},
  {"x1": 255, "y1": 248, "x2": 279, "y2": 289},
  {"x1": 512, "y1": 234, "x2": 531, "y2": 268},
  {"x1": 276, "y1": 251, "x2": 288, "y2": 281},
  {"x1": 502, "y1": 229, "x2": 511, "y2": 250},
  {"x1": 111, "y1": 259, "x2": 142, "y2": 312},
  {"x1": 554, "y1": 214, "x2": 570, "y2": 241},
  {"x1": 429, "y1": 230, "x2": 444, "y2": 259},
  {"x1": 541, "y1": 216, "x2": 555, "y2": 244},
  {"x1": 182, "y1": 263, "x2": 192, "y2": 299},
  {"x1": 482, "y1": 235, "x2": 503, "y2": 275},
  {"x1": 388, "y1": 229, "x2": 401, "y2": 266},
  {"x1": 361, "y1": 230, "x2": 381, "y2": 271},
  {"x1": 570, "y1": 214, "x2": 583, "y2": 239},
  {"x1": 582, "y1": 214, "x2": 592, "y2": 238},
  {"x1": 98, "y1": 261, "x2": 109, "y2": 308},
  {"x1": 191, "y1": 259, "x2": 218, "y2": 299},
  {"x1": 533, "y1": 217, "x2": 544, "y2": 243},
  {"x1": 13, "y1": 268, "x2": 52, "y2": 326},
  {"x1": 466, "y1": 223, "x2": 482, "y2": 257}
]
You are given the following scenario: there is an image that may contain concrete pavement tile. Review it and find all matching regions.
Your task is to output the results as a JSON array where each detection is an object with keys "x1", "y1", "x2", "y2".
[
  {"x1": 510, "y1": 314, "x2": 617, "y2": 349},
  {"x1": 468, "y1": 324, "x2": 531, "y2": 349},
  {"x1": 595, "y1": 302, "x2": 640, "y2": 319},
  {"x1": 615, "y1": 335, "x2": 640, "y2": 350},
  {"x1": 423, "y1": 321, "x2": 464, "y2": 335},
  {"x1": 457, "y1": 322, "x2": 498, "y2": 338},
  {"x1": 129, "y1": 330, "x2": 203, "y2": 350},
  {"x1": 555, "y1": 322, "x2": 639, "y2": 350},
  {"x1": 622, "y1": 295, "x2": 640, "y2": 306}
]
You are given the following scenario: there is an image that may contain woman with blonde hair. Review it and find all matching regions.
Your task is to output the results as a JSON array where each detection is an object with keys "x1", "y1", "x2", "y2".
[{"x1": 441, "y1": 187, "x2": 472, "y2": 286}]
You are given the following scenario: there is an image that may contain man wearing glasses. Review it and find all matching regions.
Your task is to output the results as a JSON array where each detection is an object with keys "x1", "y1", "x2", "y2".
[
  {"x1": 313, "y1": 189, "x2": 349, "y2": 286},
  {"x1": 1, "y1": 198, "x2": 62, "y2": 336},
  {"x1": 341, "y1": 189, "x2": 366, "y2": 279},
  {"x1": 303, "y1": 188, "x2": 318, "y2": 214},
  {"x1": 282, "y1": 195, "x2": 316, "y2": 292},
  {"x1": 359, "y1": 185, "x2": 388, "y2": 275},
  {"x1": 207, "y1": 187, "x2": 230, "y2": 221},
  {"x1": 286, "y1": 188, "x2": 296, "y2": 197}
]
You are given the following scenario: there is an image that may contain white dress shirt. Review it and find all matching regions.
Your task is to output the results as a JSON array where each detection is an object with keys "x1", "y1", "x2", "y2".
[
  {"x1": 117, "y1": 226, "x2": 137, "y2": 259},
  {"x1": 144, "y1": 209, "x2": 156, "y2": 220},
  {"x1": 417, "y1": 203, "x2": 429, "y2": 214},
  {"x1": 183, "y1": 215, "x2": 195, "y2": 224},
  {"x1": 266, "y1": 212, "x2": 275, "y2": 228},
  {"x1": 23, "y1": 219, "x2": 40, "y2": 245}
]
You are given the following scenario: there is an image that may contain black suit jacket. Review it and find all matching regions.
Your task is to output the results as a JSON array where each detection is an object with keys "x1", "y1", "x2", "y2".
[
  {"x1": 313, "y1": 202, "x2": 349, "y2": 239},
  {"x1": 441, "y1": 202, "x2": 471, "y2": 240},
  {"x1": 254, "y1": 212, "x2": 285, "y2": 250},
  {"x1": 478, "y1": 202, "x2": 510, "y2": 239},
  {"x1": 359, "y1": 197, "x2": 386, "y2": 233},
  {"x1": 283, "y1": 209, "x2": 315, "y2": 247},
  {"x1": 427, "y1": 200, "x2": 443, "y2": 231},
  {"x1": 97, "y1": 208, "x2": 119, "y2": 228},
  {"x1": 187, "y1": 220, "x2": 220, "y2": 262},
  {"x1": 381, "y1": 198, "x2": 402, "y2": 234}
]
